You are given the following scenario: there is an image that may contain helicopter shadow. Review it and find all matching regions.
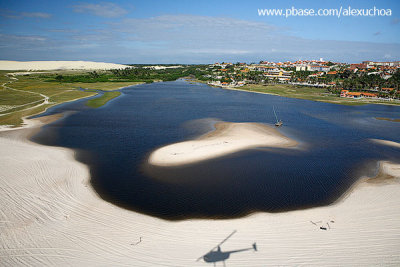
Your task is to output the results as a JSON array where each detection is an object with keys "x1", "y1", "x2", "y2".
[{"x1": 196, "y1": 230, "x2": 257, "y2": 267}]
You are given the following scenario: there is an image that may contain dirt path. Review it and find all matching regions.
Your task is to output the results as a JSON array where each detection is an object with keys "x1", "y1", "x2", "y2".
[{"x1": 0, "y1": 74, "x2": 49, "y2": 117}]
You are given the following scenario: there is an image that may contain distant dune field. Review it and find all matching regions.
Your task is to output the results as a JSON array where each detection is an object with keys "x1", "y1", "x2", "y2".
[{"x1": 0, "y1": 60, "x2": 130, "y2": 70}]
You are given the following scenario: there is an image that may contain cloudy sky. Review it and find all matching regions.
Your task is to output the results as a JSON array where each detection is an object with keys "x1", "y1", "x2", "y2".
[{"x1": 0, "y1": 0, "x2": 399, "y2": 63}]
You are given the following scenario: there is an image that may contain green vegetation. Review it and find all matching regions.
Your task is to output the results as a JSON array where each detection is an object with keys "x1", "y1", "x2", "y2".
[
  {"x1": 86, "y1": 91, "x2": 121, "y2": 108},
  {"x1": 44, "y1": 67, "x2": 196, "y2": 84},
  {"x1": 326, "y1": 70, "x2": 400, "y2": 98},
  {"x1": 237, "y1": 84, "x2": 400, "y2": 106},
  {"x1": 193, "y1": 62, "x2": 400, "y2": 103},
  {"x1": 0, "y1": 71, "x2": 98, "y2": 126},
  {"x1": 1, "y1": 64, "x2": 399, "y2": 127},
  {"x1": 0, "y1": 66, "x2": 197, "y2": 127},
  {"x1": 75, "y1": 81, "x2": 144, "y2": 91},
  {"x1": 0, "y1": 103, "x2": 64, "y2": 127}
]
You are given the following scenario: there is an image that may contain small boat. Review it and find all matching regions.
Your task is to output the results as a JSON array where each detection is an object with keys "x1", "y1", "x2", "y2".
[{"x1": 273, "y1": 106, "x2": 283, "y2": 127}]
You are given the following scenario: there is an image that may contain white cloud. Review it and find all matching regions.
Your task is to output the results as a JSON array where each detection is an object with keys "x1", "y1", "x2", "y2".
[
  {"x1": 20, "y1": 12, "x2": 52, "y2": 18},
  {"x1": 0, "y1": 34, "x2": 46, "y2": 43},
  {"x1": 110, "y1": 15, "x2": 400, "y2": 63},
  {"x1": 184, "y1": 49, "x2": 251, "y2": 55},
  {"x1": 0, "y1": 9, "x2": 52, "y2": 19},
  {"x1": 0, "y1": 34, "x2": 48, "y2": 53},
  {"x1": 73, "y1": 2, "x2": 128, "y2": 18},
  {"x1": 391, "y1": 18, "x2": 399, "y2": 25},
  {"x1": 1, "y1": 14, "x2": 399, "y2": 63},
  {"x1": 48, "y1": 29, "x2": 78, "y2": 33},
  {"x1": 115, "y1": 15, "x2": 275, "y2": 43}
]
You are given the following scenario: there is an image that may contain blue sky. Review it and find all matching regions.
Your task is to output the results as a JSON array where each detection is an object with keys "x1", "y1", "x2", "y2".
[{"x1": 0, "y1": 0, "x2": 399, "y2": 63}]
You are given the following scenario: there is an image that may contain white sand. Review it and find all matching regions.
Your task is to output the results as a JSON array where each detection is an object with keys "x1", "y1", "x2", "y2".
[
  {"x1": 370, "y1": 161, "x2": 400, "y2": 183},
  {"x1": 143, "y1": 65, "x2": 183, "y2": 70},
  {"x1": 1, "y1": 121, "x2": 400, "y2": 266},
  {"x1": 371, "y1": 138, "x2": 400, "y2": 148},
  {"x1": 0, "y1": 60, "x2": 130, "y2": 70},
  {"x1": 148, "y1": 122, "x2": 298, "y2": 166}
]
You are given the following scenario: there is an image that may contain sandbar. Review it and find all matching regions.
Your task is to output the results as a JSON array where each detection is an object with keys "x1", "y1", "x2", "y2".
[
  {"x1": 148, "y1": 122, "x2": 298, "y2": 166},
  {"x1": 371, "y1": 138, "x2": 400, "y2": 148}
]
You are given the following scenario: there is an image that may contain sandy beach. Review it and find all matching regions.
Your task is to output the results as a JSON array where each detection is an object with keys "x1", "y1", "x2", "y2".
[
  {"x1": 1, "y1": 118, "x2": 400, "y2": 266},
  {"x1": 148, "y1": 122, "x2": 298, "y2": 166},
  {"x1": 0, "y1": 60, "x2": 130, "y2": 70}
]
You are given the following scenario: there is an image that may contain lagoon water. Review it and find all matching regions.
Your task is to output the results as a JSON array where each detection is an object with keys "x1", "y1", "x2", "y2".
[{"x1": 32, "y1": 80, "x2": 400, "y2": 220}]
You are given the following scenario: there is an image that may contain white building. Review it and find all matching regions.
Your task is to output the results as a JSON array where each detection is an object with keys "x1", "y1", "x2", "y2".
[{"x1": 307, "y1": 65, "x2": 330, "y2": 72}]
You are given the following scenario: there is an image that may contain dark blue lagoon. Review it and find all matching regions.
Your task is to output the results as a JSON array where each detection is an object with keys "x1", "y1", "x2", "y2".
[{"x1": 31, "y1": 80, "x2": 400, "y2": 220}]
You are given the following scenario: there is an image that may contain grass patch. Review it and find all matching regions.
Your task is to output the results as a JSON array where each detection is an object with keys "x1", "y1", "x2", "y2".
[
  {"x1": 0, "y1": 71, "x2": 96, "y2": 126},
  {"x1": 74, "y1": 81, "x2": 144, "y2": 91},
  {"x1": 0, "y1": 104, "x2": 53, "y2": 126},
  {"x1": 237, "y1": 84, "x2": 400, "y2": 106},
  {"x1": 86, "y1": 91, "x2": 121, "y2": 108},
  {"x1": 0, "y1": 70, "x2": 140, "y2": 126},
  {"x1": 0, "y1": 90, "x2": 43, "y2": 106},
  {"x1": 0, "y1": 70, "x2": 143, "y2": 126}
]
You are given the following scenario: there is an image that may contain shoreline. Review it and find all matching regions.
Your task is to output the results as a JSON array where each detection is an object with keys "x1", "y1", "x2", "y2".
[
  {"x1": 0, "y1": 77, "x2": 144, "y2": 129},
  {"x1": 1, "y1": 116, "x2": 400, "y2": 265},
  {"x1": 148, "y1": 121, "x2": 298, "y2": 167},
  {"x1": 223, "y1": 85, "x2": 400, "y2": 106},
  {"x1": 194, "y1": 79, "x2": 400, "y2": 106},
  {"x1": 367, "y1": 161, "x2": 400, "y2": 184},
  {"x1": 0, "y1": 93, "x2": 93, "y2": 130},
  {"x1": 370, "y1": 138, "x2": 400, "y2": 148},
  {"x1": 76, "y1": 81, "x2": 145, "y2": 92}
]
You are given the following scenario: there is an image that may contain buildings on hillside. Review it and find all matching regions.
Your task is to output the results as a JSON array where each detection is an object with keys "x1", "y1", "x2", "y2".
[
  {"x1": 206, "y1": 60, "x2": 399, "y2": 99},
  {"x1": 362, "y1": 61, "x2": 400, "y2": 67}
]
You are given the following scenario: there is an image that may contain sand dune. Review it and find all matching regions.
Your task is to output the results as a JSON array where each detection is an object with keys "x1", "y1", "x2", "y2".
[
  {"x1": 143, "y1": 65, "x2": 183, "y2": 70},
  {"x1": 1, "y1": 120, "x2": 400, "y2": 266},
  {"x1": 0, "y1": 60, "x2": 130, "y2": 70},
  {"x1": 148, "y1": 122, "x2": 298, "y2": 166}
]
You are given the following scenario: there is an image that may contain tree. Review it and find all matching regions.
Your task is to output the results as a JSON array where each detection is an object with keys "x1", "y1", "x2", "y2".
[{"x1": 55, "y1": 75, "x2": 63, "y2": 82}]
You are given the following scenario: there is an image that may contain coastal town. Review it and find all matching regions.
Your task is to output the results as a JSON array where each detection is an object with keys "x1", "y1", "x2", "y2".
[
  {"x1": 1, "y1": 0, "x2": 400, "y2": 266},
  {"x1": 197, "y1": 59, "x2": 400, "y2": 101}
]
